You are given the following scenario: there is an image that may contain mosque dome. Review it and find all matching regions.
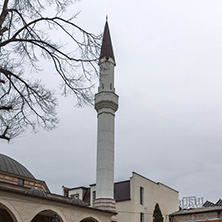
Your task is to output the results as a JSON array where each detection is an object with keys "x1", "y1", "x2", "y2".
[
  {"x1": 0, "y1": 153, "x2": 35, "y2": 179},
  {"x1": 25, "y1": 188, "x2": 47, "y2": 197},
  {"x1": 70, "y1": 198, "x2": 87, "y2": 206}
]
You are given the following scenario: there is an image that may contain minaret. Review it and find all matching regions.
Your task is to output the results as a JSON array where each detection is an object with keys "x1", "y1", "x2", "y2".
[{"x1": 94, "y1": 20, "x2": 118, "y2": 213}]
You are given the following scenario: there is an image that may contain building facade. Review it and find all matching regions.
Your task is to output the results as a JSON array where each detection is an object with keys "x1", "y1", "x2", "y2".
[
  {"x1": 63, "y1": 172, "x2": 179, "y2": 222},
  {"x1": 170, "y1": 206, "x2": 222, "y2": 222},
  {"x1": 170, "y1": 199, "x2": 222, "y2": 222},
  {"x1": 0, "y1": 153, "x2": 114, "y2": 222}
]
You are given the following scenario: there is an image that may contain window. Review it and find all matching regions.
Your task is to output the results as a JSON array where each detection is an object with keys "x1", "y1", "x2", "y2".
[
  {"x1": 140, "y1": 213, "x2": 144, "y2": 222},
  {"x1": 93, "y1": 191, "x2": 96, "y2": 201},
  {"x1": 63, "y1": 189, "x2": 68, "y2": 197},
  {"x1": 70, "y1": 193, "x2": 79, "y2": 199},
  {"x1": 17, "y1": 178, "x2": 24, "y2": 185},
  {"x1": 140, "y1": 186, "x2": 144, "y2": 205}
]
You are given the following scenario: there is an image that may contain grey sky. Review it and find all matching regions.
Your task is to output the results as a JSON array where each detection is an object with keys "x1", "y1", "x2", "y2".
[{"x1": 1, "y1": 0, "x2": 222, "y2": 203}]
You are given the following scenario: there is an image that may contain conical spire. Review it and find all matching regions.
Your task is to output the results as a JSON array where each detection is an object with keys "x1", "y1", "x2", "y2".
[{"x1": 100, "y1": 21, "x2": 115, "y2": 62}]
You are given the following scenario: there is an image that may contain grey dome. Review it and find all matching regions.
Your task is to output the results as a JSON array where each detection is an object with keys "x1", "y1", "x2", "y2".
[
  {"x1": 25, "y1": 188, "x2": 47, "y2": 197},
  {"x1": 0, "y1": 154, "x2": 35, "y2": 179},
  {"x1": 70, "y1": 198, "x2": 87, "y2": 206}
]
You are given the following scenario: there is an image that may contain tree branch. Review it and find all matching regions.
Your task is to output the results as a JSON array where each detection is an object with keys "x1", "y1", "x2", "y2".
[
  {"x1": 0, "y1": 0, "x2": 100, "y2": 140},
  {"x1": 0, "y1": 0, "x2": 9, "y2": 29},
  {"x1": 0, "y1": 105, "x2": 13, "y2": 111},
  {"x1": 0, "y1": 126, "x2": 10, "y2": 141}
]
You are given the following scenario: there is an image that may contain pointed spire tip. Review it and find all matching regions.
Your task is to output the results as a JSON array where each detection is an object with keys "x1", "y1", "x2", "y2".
[{"x1": 100, "y1": 18, "x2": 115, "y2": 62}]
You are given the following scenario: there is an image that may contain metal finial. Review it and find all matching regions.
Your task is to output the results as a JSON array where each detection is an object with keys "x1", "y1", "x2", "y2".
[{"x1": 106, "y1": 15, "x2": 108, "y2": 22}]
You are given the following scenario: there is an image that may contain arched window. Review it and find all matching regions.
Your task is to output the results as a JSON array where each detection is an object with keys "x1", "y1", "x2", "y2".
[
  {"x1": 31, "y1": 210, "x2": 63, "y2": 222},
  {"x1": 0, "y1": 203, "x2": 17, "y2": 222},
  {"x1": 80, "y1": 217, "x2": 98, "y2": 222}
]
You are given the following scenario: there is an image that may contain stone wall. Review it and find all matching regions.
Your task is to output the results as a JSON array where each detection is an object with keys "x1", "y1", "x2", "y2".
[{"x1": 0, "y1": 190, "x2": 113, "y2": 222}]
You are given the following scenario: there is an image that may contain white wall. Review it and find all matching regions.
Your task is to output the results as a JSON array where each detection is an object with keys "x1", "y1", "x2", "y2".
[
  {"x1": 68, "y1": 188, "x2": 84, "y2": 199},
  {"x1": 116, "y1": 172, "x2": 179, "y2": 222}
]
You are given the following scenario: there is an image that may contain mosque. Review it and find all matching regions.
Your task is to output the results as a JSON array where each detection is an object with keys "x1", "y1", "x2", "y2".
[
  {"x1": 0, "y1": 153, "x2": 114, "y2": 222},
  {"x1": 0, "y1": 21, "x2": 178, "y2": 222}
]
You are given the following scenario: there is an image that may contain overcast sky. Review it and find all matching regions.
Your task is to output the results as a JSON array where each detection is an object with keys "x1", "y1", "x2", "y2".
[{"x1": 2, "y1": 0, "x2": 222, "y2": 204}]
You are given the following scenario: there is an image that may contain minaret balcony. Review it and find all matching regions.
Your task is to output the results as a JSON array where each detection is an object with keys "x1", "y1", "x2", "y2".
[{"x1": 95, "y1": 91, "x2": 119, "y2": 113}]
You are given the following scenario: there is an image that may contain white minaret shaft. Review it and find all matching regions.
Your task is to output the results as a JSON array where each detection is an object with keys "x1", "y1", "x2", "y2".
[{"x1": 94, "y1": 21, "x2": 118, "y2": 212}]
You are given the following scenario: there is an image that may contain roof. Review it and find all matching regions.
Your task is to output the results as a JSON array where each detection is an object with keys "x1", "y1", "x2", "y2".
[
  {"x1": 0, "y1": 153, "x2": 35, "y2": 179},
  {"x1": 215, "y1": 199, "x2": 222, "y2": 206},
  {"x1": 202, "y1": 199, "x2": 222, "y2": 208},
  {"x1": 170, "y1": 206, "x2": 222, "y2": 216},
  {"x1": 100, "y1": 21, "x2": 115, "y2": 62},
  {"x1": 70, "y1": 198, "x2": 87, "y2": 206},
  {"x1": 67, "y1": 172, "x2": 178, "y2": 203},
  {"x1": 0, "y1": 182, "x2": 115, "y2": 215},
  {"x1": 203, "y1": 201, "x2": 216, "y2": 207},
  {"x1": 70, "y1": 180, "x2": 130, "y2": 203},
  {"x1": 25, "y1": 188, "x2": 47, "y2": 197},
  {"x1": 171, "y1": 199, "x2": 222, "y2": 217},
  {"x1": 114, "y1": 180, "x2": 130, "y2": 202}
]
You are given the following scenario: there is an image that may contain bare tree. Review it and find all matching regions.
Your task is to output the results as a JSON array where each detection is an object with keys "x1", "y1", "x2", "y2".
[{"x1": 0, "y1": 0, "x2": 101, "y2": 141}]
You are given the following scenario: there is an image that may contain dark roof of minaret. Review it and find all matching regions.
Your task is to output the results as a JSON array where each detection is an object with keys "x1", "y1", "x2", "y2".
[{"x1": 100, "y1": 21, "x2": 115, "y2": 62}]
